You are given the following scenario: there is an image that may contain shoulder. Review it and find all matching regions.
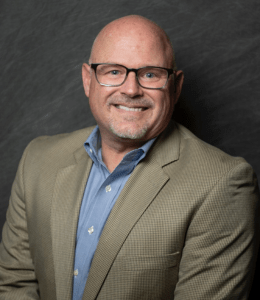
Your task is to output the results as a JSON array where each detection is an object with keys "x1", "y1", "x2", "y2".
[
  {"x1": 22, "y1": 125, "x2": 96, "y2": 170},
  {"x1": 177, "y1": 122, "x2": 247, "y2": 167},
  {"x1": 28, "y1": 126, "x2": 95, "y2": 152},
  {"x1": 27, "y1": 125, "x2": 95, "y2": 152},
  {"x1": 161, "y1": 122, "x2": 256, "y2": 188}
]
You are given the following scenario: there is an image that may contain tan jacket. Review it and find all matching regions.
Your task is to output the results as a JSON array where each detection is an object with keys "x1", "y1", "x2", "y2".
[{"x1": 0, "y1": 122, "x2": 259, "y2": 300}]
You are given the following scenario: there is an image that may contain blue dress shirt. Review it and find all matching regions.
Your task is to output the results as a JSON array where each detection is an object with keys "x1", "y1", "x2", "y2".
[{"x1": 72, "y1": 126, "x2": 156, "y2": 300}]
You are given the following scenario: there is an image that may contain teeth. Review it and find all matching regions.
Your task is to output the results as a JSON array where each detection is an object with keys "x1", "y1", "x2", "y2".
[{"x1": 116, "y1": 105, "x2": 144, "y2": 112}]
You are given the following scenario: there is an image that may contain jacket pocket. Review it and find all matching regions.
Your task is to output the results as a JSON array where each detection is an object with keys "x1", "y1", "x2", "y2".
[{"x1": 115, "y1": 251, "x2": 180, "y2": 270}]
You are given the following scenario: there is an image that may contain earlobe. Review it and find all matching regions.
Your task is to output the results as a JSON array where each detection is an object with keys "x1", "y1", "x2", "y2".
[{"x1": 82, "y1": 63, "x2": 91, "y2": 97}]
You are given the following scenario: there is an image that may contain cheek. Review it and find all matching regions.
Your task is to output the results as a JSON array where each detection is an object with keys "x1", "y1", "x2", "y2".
[
  {"x1": 89, "y1": 80, "x2": 104, "y2": 110},
  {"x1": 88, "y1": 89, "x2": 103, "y2": 122},
  {"x1": 154, "y1": 94, "x2": 173, "y2": 118},
  {"x1": 152, "y1": 96, "x2": 173, "y2": 130},
  {"x1": 88, "y1": 84, "x2": 116, "y2": 123}
]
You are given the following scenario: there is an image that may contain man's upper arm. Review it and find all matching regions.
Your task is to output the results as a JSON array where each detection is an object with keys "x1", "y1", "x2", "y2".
[
  {"x1": 0, "y1": 141, "x2": 40, "y2": 299},
  {"x1": 174, "y1": 161, "x2": 260, "y2": 300}
]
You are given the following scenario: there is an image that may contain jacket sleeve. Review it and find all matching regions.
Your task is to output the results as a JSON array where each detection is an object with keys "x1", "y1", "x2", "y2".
[
  {"x1": 0, "y1": 141, "x2": 40, "y2": 299},
  {"x1": 174, "y1": 161, "x2": 260, "y2": 300}
]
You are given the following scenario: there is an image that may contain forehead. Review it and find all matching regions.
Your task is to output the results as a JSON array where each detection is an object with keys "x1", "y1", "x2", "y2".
[{"x1": 91, "y1": 25, "x2": 171, "y2": 68}]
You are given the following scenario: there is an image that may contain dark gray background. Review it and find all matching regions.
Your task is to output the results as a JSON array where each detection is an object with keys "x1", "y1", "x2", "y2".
[{"x1": 1, "y1": 0, "x2": 260, "y2": 298}]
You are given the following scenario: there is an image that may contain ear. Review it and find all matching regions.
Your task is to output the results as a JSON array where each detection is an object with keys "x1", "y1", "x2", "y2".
[
  {"x1": 82, "y1": 63, "x2": 92, "y2": 97},
  {"x1": 173, "y1": 70, "x2": 184, "y2": 104}
]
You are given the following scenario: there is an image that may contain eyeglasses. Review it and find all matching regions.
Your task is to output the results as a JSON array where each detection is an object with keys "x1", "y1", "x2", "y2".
[{"x1": 90, "y1": 63, "x2": 174, "y2": 90}]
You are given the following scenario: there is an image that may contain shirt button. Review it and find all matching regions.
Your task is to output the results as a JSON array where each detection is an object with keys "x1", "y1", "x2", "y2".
[
  {"x1": 88, "y1": 226, "x2": 94, "y2": 235},
  {"x1": 90, "y1": 148, "x2": 93, "y2": 153},
  {"x1": 105, "y1": 185, "x2": 111, "y2": 192},
  {"x1": 74, "y1": 269, "x2": 79, "y2": 276}
]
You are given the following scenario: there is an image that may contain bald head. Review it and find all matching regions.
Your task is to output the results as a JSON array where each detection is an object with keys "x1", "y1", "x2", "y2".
[
  {"x1": 82, "y1": 14, "x2": 184, "y2": 148},
  {"x1": 89, "y1": 15, "x2": 177, "y2": 70}
]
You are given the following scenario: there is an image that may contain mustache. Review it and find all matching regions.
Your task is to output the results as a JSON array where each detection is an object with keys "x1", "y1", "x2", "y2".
[{"x1": 107, "y1": 96, "x2": 154, "y2": 108}]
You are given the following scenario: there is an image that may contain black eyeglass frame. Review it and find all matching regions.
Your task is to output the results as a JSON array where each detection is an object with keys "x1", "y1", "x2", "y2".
[{"x1": 90, "y1": 63, "x2": 175, "y2": 90}]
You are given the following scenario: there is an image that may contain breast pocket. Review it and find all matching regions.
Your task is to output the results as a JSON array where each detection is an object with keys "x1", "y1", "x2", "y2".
[{"x1": 105, "y1": 252, "x2": 180, "y2": 299}]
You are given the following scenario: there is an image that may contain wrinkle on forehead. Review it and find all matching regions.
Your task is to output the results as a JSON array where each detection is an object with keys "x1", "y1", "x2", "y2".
[{"x1": 89, "y1": 15, "x2": 176, "y2": 70}]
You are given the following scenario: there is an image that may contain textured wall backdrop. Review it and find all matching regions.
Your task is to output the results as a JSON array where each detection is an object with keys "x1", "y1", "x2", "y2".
[{"x1": 1, "y1": 0, "x2": 260, "y2": 298}]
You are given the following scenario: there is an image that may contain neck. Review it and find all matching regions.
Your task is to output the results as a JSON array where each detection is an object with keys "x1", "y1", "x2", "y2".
[{"x1": 100, "y1": 133, "x2": 146, "y2": 173}]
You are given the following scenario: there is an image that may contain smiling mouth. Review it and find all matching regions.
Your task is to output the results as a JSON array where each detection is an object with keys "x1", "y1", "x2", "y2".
[{"x1": 115, "y1": 105, "x2": 147, "y2": 112}]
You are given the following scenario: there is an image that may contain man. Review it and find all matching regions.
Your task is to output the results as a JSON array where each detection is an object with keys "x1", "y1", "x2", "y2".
[{"x1": 0, "y1": 15, "x2": 259, "y2": 300}]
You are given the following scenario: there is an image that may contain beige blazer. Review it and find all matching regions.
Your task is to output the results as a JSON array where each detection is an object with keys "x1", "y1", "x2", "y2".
[{"x1": 0, "y1": 122, "x2": 259, "y2": 300}]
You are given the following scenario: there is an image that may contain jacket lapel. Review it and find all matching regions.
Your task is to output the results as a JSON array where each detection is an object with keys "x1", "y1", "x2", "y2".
[
  {"x1": 82, "y1": 122, "x2": 180, "y2": 300},
  {"x1": 51, "y1": 146, "x2": 93, "y2": 300}
]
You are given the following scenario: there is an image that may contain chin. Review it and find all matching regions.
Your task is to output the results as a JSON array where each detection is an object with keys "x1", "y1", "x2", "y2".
[{"x1": 109, "y1": 124, "x2": 148, "y2": 140}]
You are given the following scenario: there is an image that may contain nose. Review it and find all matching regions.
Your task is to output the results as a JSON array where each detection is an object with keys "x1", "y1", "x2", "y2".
[{"x1": 119, "y1": 71, "x2": 143, "y2": 97}]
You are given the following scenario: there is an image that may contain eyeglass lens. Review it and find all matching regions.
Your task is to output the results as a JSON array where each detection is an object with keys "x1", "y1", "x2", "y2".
[{"x1": 95, "y1": 64, "x2": 169, "y2": 88}]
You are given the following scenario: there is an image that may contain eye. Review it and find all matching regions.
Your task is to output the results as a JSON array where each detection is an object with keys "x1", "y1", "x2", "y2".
[
  {"x1": 145, "y1": 72, "x2": 155, "y2": 78},
  {"x1": 110, "y1": 70, "x2": 120, "y2": 75}
]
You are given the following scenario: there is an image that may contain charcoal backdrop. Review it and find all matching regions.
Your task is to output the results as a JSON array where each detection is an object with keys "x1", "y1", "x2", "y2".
[{"x1": 1, "y1": 0, "x2": 260, "y2": 298}]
